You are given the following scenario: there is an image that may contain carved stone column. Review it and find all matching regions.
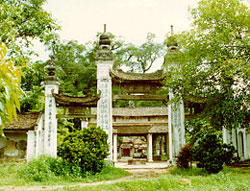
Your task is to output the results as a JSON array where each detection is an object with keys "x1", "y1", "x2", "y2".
[
  {"x1": 165, "y1": 26, "x2": 185, "y2": 162},
  {"x1": 113, "y1": 134, "x2": 118, "y2": 162},
  {"x1": 147, "y1": 133, "x2": 153, "y2": 162},
  {"x1": 27, "y1": 130, "x2": 36, "y2": 161},
  {"x1": 168, "y1": 97, "x2": 173, "y2": 161},
  {"x1": 96, "y1": 26, "x2": 114, "y2": 161},
  {"x1": 168, "y1": 92, "x2": 185, "y2": 162},
  {"x1": 44, "y1": 62, "x2": 60, "y2": 157}
]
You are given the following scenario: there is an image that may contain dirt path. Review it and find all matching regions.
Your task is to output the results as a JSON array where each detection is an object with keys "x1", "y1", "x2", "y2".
[{"x1": 0, "y1": 169, "x2": 169, "y2": 191}]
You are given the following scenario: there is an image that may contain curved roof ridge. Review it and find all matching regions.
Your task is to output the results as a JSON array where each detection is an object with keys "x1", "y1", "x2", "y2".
[
  {"x1": 110, "y1": 69, "x2": 164, "y2": 81},
  {"x1": 52, "y1": 93, "x2": 100, "y2": 106}
]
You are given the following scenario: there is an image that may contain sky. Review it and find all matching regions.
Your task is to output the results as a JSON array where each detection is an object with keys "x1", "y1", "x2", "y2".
[{"x1": 34, "y1": 0, "x2": 199, "y2": 69}]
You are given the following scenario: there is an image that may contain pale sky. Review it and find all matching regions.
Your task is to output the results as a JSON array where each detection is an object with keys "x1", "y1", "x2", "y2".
[{"x1": 34, "y1": 0, "x2": 199, "y2": 67}]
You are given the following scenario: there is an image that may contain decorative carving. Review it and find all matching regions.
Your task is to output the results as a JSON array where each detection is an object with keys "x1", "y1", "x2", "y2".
[{"x1": 96, "y1": 49, "x2": 113, "y2": 60}]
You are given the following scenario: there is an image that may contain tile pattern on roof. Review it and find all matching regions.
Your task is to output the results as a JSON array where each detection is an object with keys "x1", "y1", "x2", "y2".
[
  {"x1": 91, "y1": 107, "x2": 168, "y2": 116},
  {"x1": 110, "y1": 69, "x2": 164, "y2": 81},
  {"x1": 4, "y1": 112, "x2": 40, "y2": 130}
]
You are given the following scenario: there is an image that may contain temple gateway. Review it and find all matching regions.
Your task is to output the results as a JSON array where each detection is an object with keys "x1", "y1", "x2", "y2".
[{"x1": 4, "y1": 26, "x2": 247, "y2": 163}]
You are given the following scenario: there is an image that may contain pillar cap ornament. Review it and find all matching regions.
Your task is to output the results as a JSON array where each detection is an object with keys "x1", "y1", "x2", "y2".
[
  {"x1": 99, "y1": 24, "x2": 111, "y2": 46},
  {"x1": 45, "y1": 56, "x2": 59, "y2": 81},
  {"x1": 96, "y1": 24, "x2": 113, "y2": 61},
  {"x1": 167, "y1": 25, "x2": 178, "y2": 51}
]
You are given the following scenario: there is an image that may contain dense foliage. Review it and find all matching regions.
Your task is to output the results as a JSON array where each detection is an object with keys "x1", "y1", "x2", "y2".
[
  {"x1": 164, "y1": 0, "x2": 250, "y2": 130},
  {"x1": 58, "y1": 126, "x2": 109, "y2": 175},
  {"x1": 192, "y1": 133, "x2": 236, "y2": 173},
  {"x1": 18, "y1": 155, "x2": 62, "y2": 182},
  {"x1": 17, "y1": 155, "x2": 129, "y2": 182},
  {"x1": 0, "y1": 0, "x2": 59, "y2": 64},
  {"x1": 53, "y1": 40, "x2": 97, "y2": 96},
  {"x1": 0, "y1": 0, "x2": 59, "y2": 116},
  {"x1": 115, "y1": 33, "x2": 164, "y2": 73},
  {"x1": 176, "y1": 144, "x2": 192, "y2": 169},
  {"x1": 0, "y1": 44, "x2": 23, "y2": 134}
]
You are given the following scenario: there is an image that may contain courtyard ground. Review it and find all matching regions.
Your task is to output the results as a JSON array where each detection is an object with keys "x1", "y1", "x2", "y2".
[
  {"x1": 0, "y1": 162, "x2": 250, "y2": 191},
  {"x1": 0, "y1": 165, "x2": 169, "y2": 191}
]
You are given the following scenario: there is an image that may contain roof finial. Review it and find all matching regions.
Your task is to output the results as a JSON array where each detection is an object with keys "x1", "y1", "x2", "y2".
[
  {"x1": 171, "y1": 25, "x2": 174, "y2": 36},
  {"x1": 104, "y1": 24, "x2": 107, "y2": 33}
]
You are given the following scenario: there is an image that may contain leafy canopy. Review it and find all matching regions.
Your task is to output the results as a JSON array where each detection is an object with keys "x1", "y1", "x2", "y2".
[
  {"x1": 115, "y1": 33, "x2": 164, "y2": 73},
  {"x1": 164, "y1": 0, "x2": 250, "y2": 130},
  {"x1": 0, "y1": 44, "x2": 23, "y2": 135},
  {"x1": 0, "y1": 0, "x2": 59, "y2": 64}
]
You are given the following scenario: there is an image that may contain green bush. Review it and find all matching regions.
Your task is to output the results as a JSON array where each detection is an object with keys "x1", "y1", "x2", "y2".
[
  {"x1": 176, "y1": 144, "x2": 192, "y2": 169},
  {"x1": 18, "y1": 155, "x2": 84, "y2": 181},
  {"x1": 57, "y1": 126, "x2": 109, "y2": 176},
  {"x1": 191, "y1": 133, "x2": 236, "y2": 174},
  {"x1": 18, "y1": 155, "x2": 57, "y2": 182}
]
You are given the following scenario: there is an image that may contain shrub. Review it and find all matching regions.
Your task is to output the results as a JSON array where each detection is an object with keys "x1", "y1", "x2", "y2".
[
  {"x1": 18, "y1": 155, "x2": 57, "y2": 182},
  {"x1": 191, "y1": 133, "x2": 236, "y2": 174},
  {"x1": 57, "y1": 126, "x2": 109, "y2": 176},
  {"x1": 176, "y1": 144, "x2": 192, "y2": 169}
]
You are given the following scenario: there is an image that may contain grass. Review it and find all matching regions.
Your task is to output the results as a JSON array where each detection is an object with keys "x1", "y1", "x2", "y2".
[
  {"x1": 0, "y1": 161, "x2": 130, "y2": 186},
  {"x1": 1, "y1": 161, "x2": 250, "y2": 191},
  {"x1": 50, "y1": 167, "x2": 250, "y2": 191}
]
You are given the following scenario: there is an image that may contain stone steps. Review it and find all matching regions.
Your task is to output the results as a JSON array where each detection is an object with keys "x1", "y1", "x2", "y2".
[{"x1": 230, "y1": 159, "x2": 250, "y2": 167}]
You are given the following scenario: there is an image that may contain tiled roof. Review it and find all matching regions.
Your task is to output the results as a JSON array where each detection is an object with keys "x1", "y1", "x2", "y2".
[
  {"x1": 110, "y1": 69, "x2": 164, "y2": 81},
  {"x1": 91, "y1": 107, "x2": 168, "y2": 116},
  {"x1": 53, "y1": 93, "x2": 100, "y2": 106},
  {"x1": 4, "y1": 112, "x2": 41, "y2": 130}
]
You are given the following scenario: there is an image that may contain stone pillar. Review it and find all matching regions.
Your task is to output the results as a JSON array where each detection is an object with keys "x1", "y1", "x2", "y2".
[
  {"x1": 44, "y1": 63, "x2": 60, "y2": 158},
  {"x1": 96, "y1": 27, "x2": 113, "y2": 161},
  {"x1": 165, "y1": 26, "x2": 185, "y2": 162},
  {"x1": 160, "y1": 136, "x2": 164, "y2": 158},
  {"x1": 243, "y1": 130, "x2": 247, "y2": 159},
  {"x1": 232, "y1": 128, "x2": 237, "y2": 149},
  {"x1": 35, "y1": 130, "x2": 42, "y2": 157},
  {"x1": 35, "y1": 114, "x2": 45, "y2": 157},
  {"x1": 168, "y1": 92, "x2": 185, "y2": 161},
  {"x1": 131, "y1": 147, "x2": 135, "y2": 158},
  {"x1": 223, "y1": 127, "x2": 228, "y2": 144},
  {"x1": 147, "y1": 133, "x2": 153, "y2": 162},
  {"x1": 81, "y1": 120, "x2": 88, "y2": 129},
  {"x1": 27, "y1": 130, "x2": 36, "y2": 161},
  {"x1": 168, "y1": 96, "x2": 173, "y2": 161},
  {"x1": 113, "y1": 134, "x2": 118, "y2": 162},
  {"x1": 223, "y1": 127, "x2": 232, "y2": 145},
  {"x1": 166, "y1": 133, "x2": 169, "y2": 159}
]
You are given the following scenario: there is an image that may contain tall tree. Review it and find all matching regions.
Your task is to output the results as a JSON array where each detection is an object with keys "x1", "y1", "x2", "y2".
[
  {"x1": 20, "y1": 60, "x2": 47, "y2": 112},
  {"x1": 116, "y1": 33, "x2": 164, "y2": 73},
  {"x1": 0, "y1": 0, "x2": 59, "y2": 64},
  {"x1": 53, "y1": 40, "x2": 97, "y2": 96},
  {"x1": 164, "y1": 0, "x2": 250, "y2": 130}
]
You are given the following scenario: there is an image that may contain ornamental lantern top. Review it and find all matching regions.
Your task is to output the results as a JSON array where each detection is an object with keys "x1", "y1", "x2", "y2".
[
  {"x1": 96, "y1": 24, "x2": 113, "y2": 60},
  {"x1": 99, "y1": 24, "x2": 111, "y2": 47},
  {"x1": 45, "y1": 56, "x2": 58, "y2": 81},
  {"x1": 167, "y1": 25, "x2": 178, "y2": 50}
]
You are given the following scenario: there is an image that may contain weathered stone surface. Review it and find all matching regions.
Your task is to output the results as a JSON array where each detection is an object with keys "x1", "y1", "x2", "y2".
[
  {"x1": 16, "y1": 140, "x2": 27, "y2": 151},
  {"x1": 4, "y1": 140, "x2": 18, "y2": 157},
  {"x1": 96, "y1": 34, "x2": 114, "y2": 160}
]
